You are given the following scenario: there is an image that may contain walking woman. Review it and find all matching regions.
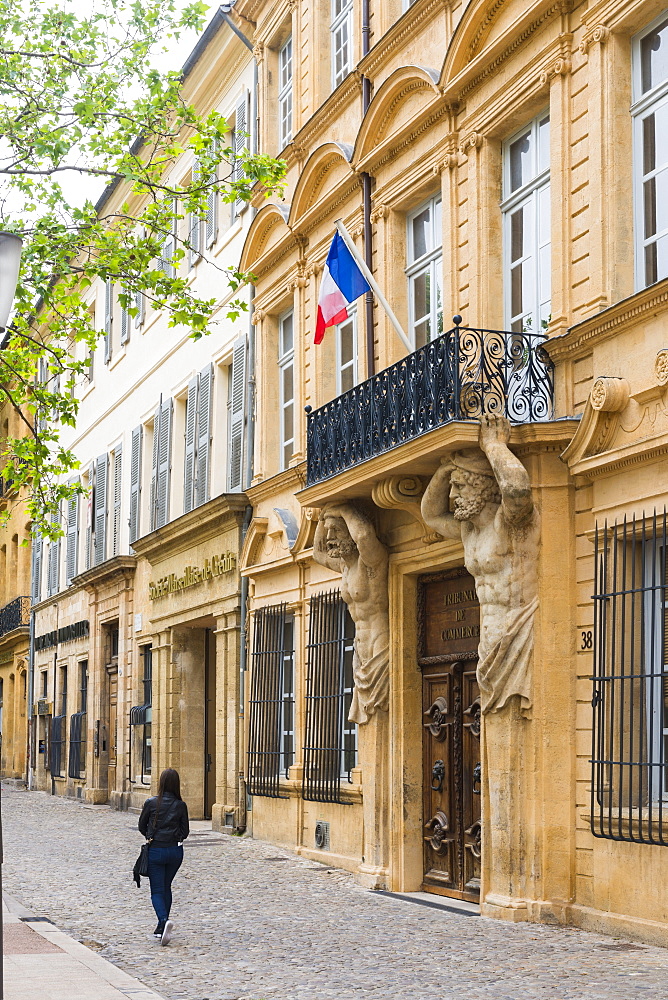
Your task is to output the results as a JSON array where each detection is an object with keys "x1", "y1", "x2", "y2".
[{"x1": 138, "y1": 768, "x2": 189, "y2": 945}]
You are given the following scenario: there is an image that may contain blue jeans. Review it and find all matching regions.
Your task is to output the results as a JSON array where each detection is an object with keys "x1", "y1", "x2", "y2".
[{"x1": 147, "y1": 844, "x2": 183, "y2": 923}]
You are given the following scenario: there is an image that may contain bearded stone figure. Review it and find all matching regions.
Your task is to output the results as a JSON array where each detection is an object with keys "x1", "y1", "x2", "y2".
[
  {"x1": 421, "y1": 413, "x2": 539, "y2": 715},
  {"x1": 313, "y1": 504, "x2": 389, "y2": 724}
]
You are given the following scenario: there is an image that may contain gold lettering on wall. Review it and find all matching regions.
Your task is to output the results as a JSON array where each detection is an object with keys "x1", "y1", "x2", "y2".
[{"x1": 149, "y1": 552, "x2": 237, "y2": 600}]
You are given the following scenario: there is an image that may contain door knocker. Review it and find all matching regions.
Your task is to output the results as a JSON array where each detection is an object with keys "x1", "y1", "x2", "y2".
[
  {"x1": 472, "y1": 761, "x2": 481, "y2": 794},
  {"x1": 431, "y1": 759, "x2": 445, "y2": 792}
]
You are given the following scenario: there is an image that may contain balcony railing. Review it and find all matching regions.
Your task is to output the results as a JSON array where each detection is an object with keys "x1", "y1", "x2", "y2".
[
  {"x1": 305, "y1": 319, "x2": 554, "y2": 486},
  {"x1": 0, "y1": 596, "x2": 30, "y2": 638}
]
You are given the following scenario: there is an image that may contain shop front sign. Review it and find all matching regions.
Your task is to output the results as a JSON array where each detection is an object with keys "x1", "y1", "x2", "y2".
[{"x1": 149, "y1": 551, "x2": 237, "y2": 600}]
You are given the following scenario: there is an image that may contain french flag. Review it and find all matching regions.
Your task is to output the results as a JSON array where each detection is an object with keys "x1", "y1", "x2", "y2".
[{"x1": 315, "y1": 231, "x2": 370, "y2": 344}]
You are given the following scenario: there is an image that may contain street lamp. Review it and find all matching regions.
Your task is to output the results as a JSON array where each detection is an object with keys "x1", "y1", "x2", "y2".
[{"x1": 0, "y1": 229, "x2": 23, "y2": 1000}]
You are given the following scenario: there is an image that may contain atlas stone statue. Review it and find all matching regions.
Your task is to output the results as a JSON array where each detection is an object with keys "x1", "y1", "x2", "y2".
[
  {"x1": 421, "y1": 413, "x2": 539, "y2": 715},
  {"x1": 313, "y1": 504, "x2": 389, "y2": 724}
]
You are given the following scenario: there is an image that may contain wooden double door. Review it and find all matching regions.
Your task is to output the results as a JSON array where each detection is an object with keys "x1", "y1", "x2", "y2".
[{"x1": 419, "y1": 569, "x2": 481, "y2": 901}]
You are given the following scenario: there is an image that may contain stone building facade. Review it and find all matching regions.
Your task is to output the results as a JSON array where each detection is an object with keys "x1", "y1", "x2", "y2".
[
  {"x1": 236, "y1": 0, "x2": 668, "y2": 946},
  {"x1": 29, "y1": 11, "x2": 256, "y2": 826}
]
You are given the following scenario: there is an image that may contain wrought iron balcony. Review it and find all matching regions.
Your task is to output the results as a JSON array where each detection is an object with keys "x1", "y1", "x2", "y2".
[
  {"x1": 305, "y1": 318, "x2": 554, "y2": 486},
  {"x1": 0, "y1": 596, "x2": 30, "y2": 638}
]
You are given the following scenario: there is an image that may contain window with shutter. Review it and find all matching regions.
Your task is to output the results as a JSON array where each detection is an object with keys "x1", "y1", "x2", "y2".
[
  {"x1": 31, "y1": 531, "x2": 43, "y2": 605},
  {"x1": 66, "y1": 488, "x2": 79, "y2": 585},
  {"x1": 94, "y1": 453, "x2": 108, "y2": 565},
  {"x1": 129, "y1": 425, "x2": 142, "y2": 545},
  {"x1": 156, "y1": 398, "x2": 173, "y2": 528},
  {"x1": 134, "y1": 289, "x2": 145, "y2": 328},
  {"x1": 183, "y1": 376, "x2": 198, "y2": 514},
  {"x1": 159, "y1": 201, "x2": 177, "y2": 278},
  {"x1": 112, "y1": 446, "x2": 122, "y2": 556},
  {"x1": 188, "y1": 161, "x2": 202, "y2": 270},
  {"x1": 104, "y1": 280, "x2": 113, "y2": 363},
  {"x1": 120, "y1": 301, "x2": 130, "y2": 345},
  {"x1": 232, "y1": 94, "x2": 249, "y2": 220},
  {"x1": 47, "y1": 507, "x2": 61, "y2": 596},
  {"x1": 195, "y1": 363, "x2": 213, "y2": 508},
  {"x1": 228, "y1": 337, "x2": 246, "y2": 491},
  {"x1": 205, "y1": 139, "x2": 218, "y2": 248},
  {"x1": 150, "y1": 404, "x2": 161, "y2": 531}
]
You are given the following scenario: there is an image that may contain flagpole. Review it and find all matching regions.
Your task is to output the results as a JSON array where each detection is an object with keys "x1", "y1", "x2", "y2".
[{"x1": 335, "y1": 220, "x2": 413, "y2": 354}]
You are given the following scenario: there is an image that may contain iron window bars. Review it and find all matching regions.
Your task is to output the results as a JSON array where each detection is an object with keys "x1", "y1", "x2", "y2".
[
  {"x1": 303, "y1": 590, "x2": 357, "y2": 803},
  {"x1": 67, "y1": 712, "x2": 86, "y2": 778},
  {"x1": 0, "y1": 596, "x2": 30, "y2": 638},
  {"x1": 50, "y1": 714, "x2": 65, "y2": 777},
  {"x1": 130, "y1": 645, "x2": 152, "y2": 784},
  {"x1": 247, "y1": 604, "x2": 295, "y2": 797},
  {"x1": 305, "y1": 319, "x2": 554, "y2": 486},
  {"x1": 591, "y1": 511, "x2": 668, "y2": 845}
]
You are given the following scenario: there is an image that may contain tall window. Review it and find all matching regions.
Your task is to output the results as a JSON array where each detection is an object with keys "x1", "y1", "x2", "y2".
[
  {"x1": 331, "y1": 0, "x2": 353, "y2": 88},
  {"x1": 247, "y1": 605, "x2": 295, "y2": 797},
  {"x1": 68, "y1": 660, "x2": 87, "y2": 778},
  {"x1": 335, "y1": 309, "x2": 357, "y2": 394},
  {"x1": 502, "y1": 113, "x2": 551, "y2": 334},
  {"x1": 591, "y1": 512, "x2": 668, "y2": 845},
  {"x1": 633, "y1": 14, "x2": 668, "y2": 288},
  {"x1": 278, "y1": 311, "x2": 294, "y2": 469},
  {"x1": 303, "y1": 591, "x2": 357, "y2": 802},
  {"x1": 131, "y1": 645, "x2": 152, "y2": 784},
  {"x1": 278, "y1": 36, "x2": 293, "y2": 148},
  {"x1": 406, "y1": 195, "x2": 443, "y2": 349}
]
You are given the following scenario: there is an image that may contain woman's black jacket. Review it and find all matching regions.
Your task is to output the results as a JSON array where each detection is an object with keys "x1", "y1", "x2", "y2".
[{"x1": 138, "y1": 792, "x2": 189, "y2": 846}]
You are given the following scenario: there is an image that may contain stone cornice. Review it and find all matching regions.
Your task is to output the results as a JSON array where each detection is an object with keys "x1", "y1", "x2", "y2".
[
  {"x1": 287, "y1": 74, "x2": 361, "y2": 158},
  {"x1": 246, "y1": 462, "x2": 307, "y2": 505},
  {"x1": 129, "y1": 494, "x2": 248, "y2": 563},
  {"x1": 72, "y1": 555, "x2": 136, "y2": 592},
  {"x1": 358, "y1": 0, "x2": 449, "y2": 80},
  {"x1": 356, "y1": 101, "x2": 449, "y2": 174},
  {"x1": 546, "y1": 279, "x2": 668, "y2": 363}
]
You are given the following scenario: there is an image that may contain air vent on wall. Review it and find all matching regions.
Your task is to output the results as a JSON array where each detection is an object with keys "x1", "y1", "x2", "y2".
[{"x1": 315, "y1": 820, "x2": 330, "y2": 851}]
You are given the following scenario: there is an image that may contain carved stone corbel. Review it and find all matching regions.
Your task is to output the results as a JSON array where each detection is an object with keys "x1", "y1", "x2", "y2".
[
  {"x1": 561, "y1": 376, "x2": 629, "y2": 469},
  {"x1": 370, "y1": 204, "x2": 390, "y2": 223},
  {"x1": 579, "y1": 24, "x2": 610, "y2": 55},
  {"x1": 458, "y1": 132, "x2": 483, "y2": 156},
  {"x1": 372, "y1": 475, "x2": 441, "y2": 543},
  {"x1": 655, "y1": 350, "x2": 668, "y2": 387},
  {"x1": 539, "y1": 56, "x2": 571, "y2": 87},
  {"x1": 252, "y1": 42, "x2": 265, "y2": 62},
  {"x1": 251, "y1": 309, "x2": 266, "y2": 325},
  {"x1": 590, "y1": 376, "x2": 630, "y2": 412}
]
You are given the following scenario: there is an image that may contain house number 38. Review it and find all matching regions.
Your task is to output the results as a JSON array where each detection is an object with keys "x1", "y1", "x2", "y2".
[{"x1": 580, "y1": 630, "x2": 593, "y2": 650}]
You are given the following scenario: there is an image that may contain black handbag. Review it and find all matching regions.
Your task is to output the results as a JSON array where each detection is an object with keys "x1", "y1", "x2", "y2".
[{"x1": 132, "y1": 801, "x2": 160, "y2": 888}]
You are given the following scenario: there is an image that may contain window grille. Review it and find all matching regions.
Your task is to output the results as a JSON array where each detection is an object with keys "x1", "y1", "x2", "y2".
[
  {"x1": 50, "y1": 714, "x2": 65, "y2": 777},
  {"x1": 247, "y1": 604, "x2": 295, "y2": 797},
  {"x1": 591, "y1": 511, "x2": 668, "y2": 845},
  {"x1": 130, "y1": 644, "x2": 152, "y2": 783},
  {"x1": 68, "y1": 712, "x2": 86, "y2": 778},
  {"x1": 303, "y1": 590, "x2": 357, "y2": 803}
]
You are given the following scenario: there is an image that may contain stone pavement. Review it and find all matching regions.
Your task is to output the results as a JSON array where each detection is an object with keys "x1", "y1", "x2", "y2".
[
  {"x1": 3, "y1": 782, "x2": 668, "y2": 1000},
  {"x1": 2, "y1": 895, "x2": 166, "y2": 1000}
]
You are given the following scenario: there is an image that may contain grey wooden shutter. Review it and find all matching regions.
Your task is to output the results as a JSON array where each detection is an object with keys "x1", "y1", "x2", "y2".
[
  {"x1": 36, "y1": 357, "x2": 47, "y2": 434},
  {"x1": 112, "y1": 446, "x2": 122, "y2": 556},
  {"x1": 195, "y1": 363, "x2": 213, "y2": 508},
  {"x1": 94, "y1": 453, "x2": 108, "y2": 565},
  {"x1": 183, "y1": 376, "x2": 198, "y2": 515},
  {"x1": 188, "y1": 160, "x2": 201, "y2": 270},
  {"x1": 129, "y1": 425, "x2": 142, "y2": 545},
  {"x1": 31, "y1": 531, "x2": 43, "y2": 605},
  {"x1": 134, "y1": 290, "x2": 145, "y2": 328},
  {"x1": 66, "y1": 487, "x2": 79, "y2": 585},
  {"x1": 205, "y1": 139, "x2": 218, "y2": 247},
  {"x1": 120, "y1": 302, "x2": 130, "y2": 345},
  {"x1": 156, "y1": 398, "x2": 173, "y2": 528},
  {"x1": 104, "y1": 281, "x2": 113, "y2": 363},
  {"x1": 228, "y1": 336, "x2": 246, "y2": 492},
  {"x1": 150, "y1": 404, "x2": 161, "y2": 531},
  {"x1": 233, "y1": 94, "x2": 248, "y2": 220},
  {"x1": 159, "y1": 201, "x2": 177, "y2": 278},
  {"x1": 85, "y1": 463, "x2": 94, "y2": 570},
  {"x1": 47, "y1": 507, "x2": 60, "y2": 596}
]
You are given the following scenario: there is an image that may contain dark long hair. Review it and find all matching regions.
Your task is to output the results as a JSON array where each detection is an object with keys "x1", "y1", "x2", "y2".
[{"x1": 154, "y1": 769, "x2": 182, "y2": 828}]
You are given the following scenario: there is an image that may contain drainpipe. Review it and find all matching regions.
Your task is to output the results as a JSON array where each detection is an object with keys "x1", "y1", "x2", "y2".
[
  {"x1": 26, "y1": 609, "x2": 35, "y2": 789},
  {"x1": 360, "y1": 1, "x2": 374, "y2": 376}
]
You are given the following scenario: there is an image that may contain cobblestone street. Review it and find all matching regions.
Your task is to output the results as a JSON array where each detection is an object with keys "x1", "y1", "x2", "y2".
[{"x1": 3, "y1": 783, "x2": 668, "y2": 1000}]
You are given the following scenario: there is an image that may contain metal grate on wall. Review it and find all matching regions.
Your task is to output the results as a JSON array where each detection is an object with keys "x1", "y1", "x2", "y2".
[
  {"x1": 303, "y1": 590, "x2": 356, "y2": 804},
  {"x1": 247, "y1": 604, "x2": 295, "y2": 798},
  {"x1": 68, "y1": 712, "x2": 86, "y2": 779},
  {"x1": 591, "y1": 511, "x2": 668, "y2": 845},
  {"x1": 50, "y1": 714, "x2": 66, "y2": 777}
]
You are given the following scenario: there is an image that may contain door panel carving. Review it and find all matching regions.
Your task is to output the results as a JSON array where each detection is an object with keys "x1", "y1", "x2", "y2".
[{"x1": 419, "y1": 569, "x2": 481, "y2": 901}]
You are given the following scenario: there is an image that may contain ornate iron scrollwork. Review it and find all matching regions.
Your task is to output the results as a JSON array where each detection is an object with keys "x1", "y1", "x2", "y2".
[
  {"x1": 463, "y1": 697, "x2": 481, "y2": 739},
  {"x1": 423, "y1": 696, "x2": 450, "y2": 741},
  {"x1": 430, "y1": 759, "x2": 445, "y2": 792},
  {"x1": 425, "y1": 810, "x2": 453, "y2": 855},
  {"x1": 464, "y1": 820, "x2": 482, "y2": 860},
  {"x1": 305, "y1": 322, "x2": 554, "y2": 486}
]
